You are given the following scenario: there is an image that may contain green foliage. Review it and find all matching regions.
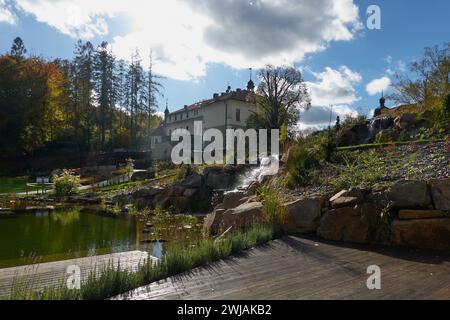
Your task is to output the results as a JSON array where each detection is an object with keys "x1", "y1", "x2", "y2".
[
  {"x1": 286, "y1": 132, "x2": 335, "y2": 187},
  {"x1": 176, "y1": 164, "x2": 196, "y2": 180},
  {"x1": 330, "y1": 151, "x2": 389, "y2": 190},
  {"x1": 256, "y1": 185, "x2": 284, "y2": 225},
  {"x1": 53, "y1": 170, "x2": 80, "y2": 196},
  {"x1": 6, "y1": 225, "x2": 277, "y2": 300},
  {"x1": 371, "y1": 206, "x2": 393, "y2": 243}
]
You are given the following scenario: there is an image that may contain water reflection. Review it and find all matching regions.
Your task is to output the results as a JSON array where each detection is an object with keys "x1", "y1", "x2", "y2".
[{"x1": 0, "y1": 207, "x2": 204, "y2": 268}]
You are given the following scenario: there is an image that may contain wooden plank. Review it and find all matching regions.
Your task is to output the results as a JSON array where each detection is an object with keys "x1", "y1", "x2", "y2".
[
  {"x1": 0, "y1": 251, "x2": 152, "y2": 298},
  {"x1": 114, "y1": 236, "x2": 450, "y2": 300}
]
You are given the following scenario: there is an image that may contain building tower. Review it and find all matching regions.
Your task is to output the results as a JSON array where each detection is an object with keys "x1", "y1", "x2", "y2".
[
  {"x1": 164, "y1": 99, "x2": 170, "y2": 124},
  {"x1": 247, "y1": 67, "x2": 255, "y2": 92},
  {"x1": 379, "y1": 90, "x2": 386, "y2": 108}
]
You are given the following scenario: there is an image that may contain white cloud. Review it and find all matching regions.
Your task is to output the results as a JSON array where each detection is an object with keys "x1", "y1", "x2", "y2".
[
  {"x1": 0, "y1": 0, "x2": 17, "y2": 24},
  {"x1": 13, "y1": 0, "x2": 362, "y2": 80},
  {"x1": 366, "y1": 76, "x2": 391, "y2": 95},
  {"x1": 298, "y1": 66, "x2": 360, "y2": 130},
  {"x1": 306, "y1": 66, "x2": 362, "y2": 107}
]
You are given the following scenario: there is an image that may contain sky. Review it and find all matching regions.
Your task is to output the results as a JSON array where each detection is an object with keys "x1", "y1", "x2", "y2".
[{"x1": 1, "y1": 0, "x2": 449, "y2": 130}]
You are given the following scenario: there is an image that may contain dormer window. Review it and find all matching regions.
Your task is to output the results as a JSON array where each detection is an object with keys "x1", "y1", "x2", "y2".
[{"x1": 236, "y1": 109, "x2": 241, "y2": 122}]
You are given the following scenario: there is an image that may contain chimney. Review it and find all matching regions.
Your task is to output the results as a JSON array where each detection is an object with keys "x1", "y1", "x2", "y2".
[
  {"x1": 184, "y1": 105, "x2": 188, "y2": 109},
  {"x1": 213, "y1": 93, "x2": 219, "y2": 100},
  {"x1": 236, "y1": 88, "x2": 241, "y2": 92}
]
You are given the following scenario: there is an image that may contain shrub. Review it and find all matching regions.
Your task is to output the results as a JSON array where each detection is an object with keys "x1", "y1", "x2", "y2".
[
  {"x1": 286, "y1": 142, "x2": 321, "y2": 187},
  {"x1": 175, "y1": 164, "x2": 196, "y2": 180},
  {"x1": 255, "y1": 185, "x2": 284, "y2": 226},
  {"x1": 53, "y1": 170, "x2": 80, "y2": 196}
]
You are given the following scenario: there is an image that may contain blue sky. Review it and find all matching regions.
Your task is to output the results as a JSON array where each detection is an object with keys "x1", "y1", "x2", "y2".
[{"x1": 1, "y1": 0, "x2": 449, "y2": 129}]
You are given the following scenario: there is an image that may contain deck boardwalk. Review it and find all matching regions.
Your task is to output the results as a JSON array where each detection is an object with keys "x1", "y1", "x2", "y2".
[
  {"x1": 0, "y1": 250, "x2": 150, "y2": 298},
  {"x1": 114, "y1": 236, "x2": 450, "y2": 300}
]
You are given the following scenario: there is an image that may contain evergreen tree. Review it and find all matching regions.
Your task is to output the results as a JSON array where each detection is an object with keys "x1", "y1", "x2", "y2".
[{"x1": 10, "y1": 37, "x2": 27, "y2": 60}]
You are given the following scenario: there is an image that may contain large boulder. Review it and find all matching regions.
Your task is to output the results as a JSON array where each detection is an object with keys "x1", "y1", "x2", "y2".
[
  {"x1": 204, "y1": 202, "x2": 264, "y2": 235},
  {"x1": 223, "y1": 191, "x2": 247, "y2": 210},
  {"x1": 317, "y1": 203, "x2": 377, "y2": 244},
  {"x1": 131, "y1": 170, "x2": 155, "y2": 182},
  {"x1": 245, "y1": 181, "x2": 260, "y2": 196},
  {"x1": 282, "y1": 198, "x2": 322, "y2": 234},
  {"x1": 428, "y1": 178, "x2": 450, "y2": 211},
  {"x1": 167, "y1": 184, "x2": 186, "y2": 197},
  {"x1": 132, "y1": 186, "x2": 163, "y2": 199},
  {"x1": 391, "y1": 218, "x2": 450, "y2": 250},
  {"x1": 329, "y1": 188, "x2": 363, "y2": 209},
  {"x1": 388, "y1": 180, "x2": 431, "y2": 209},
  {"x1": 398, "y1": 210, "x2": 447, "y2": 220},
  {"x1": 205, "y1": 169, "x2": 234, "y2": 190},
  {"x1": 337, "y1": 121, "x2": 370, "y2": 146},
  {"x1": 182, "y1": 173, "x2": 203, "y2": 188},
  {"x1": 371, "y1": 115, "x2": 394, "y2": 130},
  {"x1": 394, "y1": 113, "x2": 416, "y2": 130}
]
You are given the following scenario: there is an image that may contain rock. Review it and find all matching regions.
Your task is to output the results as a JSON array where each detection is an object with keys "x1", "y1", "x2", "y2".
[
  {"x1": 428, "y1": 178, "x2": 450, "y2": 211},
  {"x1": 203, "y1": 208, "x2": 225, "y2": 235},
  {"x1": 167, "y1": 184, "x2": 185, "y2": 197},
  {"x1": 206, "y1": 172, "x2": 233, "y2": 190},
  {"x1": 329, "y1": 188, "x2": 363, "y2": 209},
  {"x1": 132, "y1": 186, "x2": 163, "y2": 199},
  {"x1": 204, "y1": 202, "x2": 264, "y2": 235},
  {"x1": 391, "y1": 218, "x2": 450, "y2": 250},
  {"x1": 183, "y1": 188, "x2": 198, "y2": 198},
  {"x1": 170, "y1": 197, "x2": 191, "y2": 211},
  {"x1": 376, "y1": 129, "x2": 398, "y2": 142},
  {"x1": 282, "y1": 198, "x2": 322, "y2": 234},
  {"x1": 394, "y1": 113, "x2": 416, "y2": 130},
  {"x1": 317, "y1": 203, "x2": 377, "y2": 244},
  {"x1": 388, "y1": 180, "x2": 431, "y2": 209},
  {"x1": 131, "y1": 170, "x2": 155, "y2": 182},
  {"x1": 399, "y1": 210, "x2": 447, "y2": 220},
  {"x1": 337, "y1": 121, "x2": 370, "y2": 146},
  {"x1": 245, "y1": 181, "x2": 260, "y2": 196},
  {"x1": 371, "y1": 115, "x2": 394, "y2": 130},
  {"x1": 223, "y1": 191, "x2": 246, "y2": 210},
  {"x1": 182, "y1": 173, "x2": 203, "y2": 188}
]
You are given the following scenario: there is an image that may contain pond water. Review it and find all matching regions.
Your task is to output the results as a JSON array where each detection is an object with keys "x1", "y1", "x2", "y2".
[{"x1": 0, "y1": 208, "x2": 204, "y2": 268}]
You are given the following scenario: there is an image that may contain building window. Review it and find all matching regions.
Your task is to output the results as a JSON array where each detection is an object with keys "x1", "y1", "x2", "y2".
[
  {"x1": 236, "y1": 109, "x2": 241, "y2": 122},
  {"x1": 186, "y1": 126, "x2": 189, "y2": 131},
  {"x1": 186, "y1": 112, "x2": 189, "y2": 118},
  {"x1": 180, "y1": 113, "x2": 183, "y2": 120},
  {"x1": 175, "y1": 114, "x2": 177, "y2": 121}
]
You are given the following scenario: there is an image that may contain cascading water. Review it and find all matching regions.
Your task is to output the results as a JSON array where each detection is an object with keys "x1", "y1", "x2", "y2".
[{"x1": 237, "y1": 155, "x2": 279, "y2": 189}]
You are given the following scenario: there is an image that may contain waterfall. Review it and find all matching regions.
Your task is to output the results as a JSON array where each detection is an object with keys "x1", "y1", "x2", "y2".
[{"x1": 237, "y1": 155, "x2": 279, "y2": 189}]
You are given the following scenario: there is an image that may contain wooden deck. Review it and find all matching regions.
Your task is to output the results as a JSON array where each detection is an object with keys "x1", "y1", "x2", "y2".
[
  {"x1": 0, "y1": 250, "x2": 150, "y2": 298},
  {"x1": 114, "y1": 236, "x2": 450, "y2": 300}
]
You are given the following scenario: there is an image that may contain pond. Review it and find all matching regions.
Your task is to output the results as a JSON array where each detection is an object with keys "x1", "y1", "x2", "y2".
[{"x1": 0, "y1": 207, "x2": 204, "y2": 268}]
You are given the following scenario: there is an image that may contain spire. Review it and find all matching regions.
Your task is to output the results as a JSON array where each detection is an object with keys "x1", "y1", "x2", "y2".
[
  {"x1": 379, "y1": 90, "x2": 386, "y2": 108},
  {"x1": 164, "y1": 99, "x2": 170, "y2": 124},
  {"x1": 164, "y1": 99, "x2": 169, "y2": 114},
  {"x1": 247, "y1": 67, "x2": 255, "y2": 92}
]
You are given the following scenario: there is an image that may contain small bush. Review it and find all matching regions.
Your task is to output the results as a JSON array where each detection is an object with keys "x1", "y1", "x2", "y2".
[
  {"x1": 286, "y1": 142, "x2": 321, "y2": 187},
  {"x1": 175, "y1": 164, "x2": 196, "y2": 180},
  {"x1": 53, "y1": 170, "x2": 80, "y2": 197},
  {"x1": 256, "y1": 185, "x2": 284, "y2": 226}
]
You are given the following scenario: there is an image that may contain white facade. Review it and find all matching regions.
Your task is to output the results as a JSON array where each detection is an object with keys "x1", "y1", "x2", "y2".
[{"x1": 150, "y1": 88, "x2": 256, "y2": 160}]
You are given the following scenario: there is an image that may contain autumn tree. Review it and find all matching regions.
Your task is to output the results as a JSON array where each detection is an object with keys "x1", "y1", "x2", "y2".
[{"x1": 389, "y1": 42, "x2": 450, "y2": 109}]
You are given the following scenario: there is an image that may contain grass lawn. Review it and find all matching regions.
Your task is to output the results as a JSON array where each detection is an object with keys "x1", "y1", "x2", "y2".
[
  {"x1": 0, "y1": 177, "x2": 33, "y2": 194},
  {"x1": 0, "y1": 177, "x2": 48, "y2": 194}
]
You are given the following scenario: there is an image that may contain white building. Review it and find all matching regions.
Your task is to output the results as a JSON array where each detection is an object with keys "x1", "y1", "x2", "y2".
[{"x1": 150, "y1": 80, "x2": 257, "y2": 160}]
